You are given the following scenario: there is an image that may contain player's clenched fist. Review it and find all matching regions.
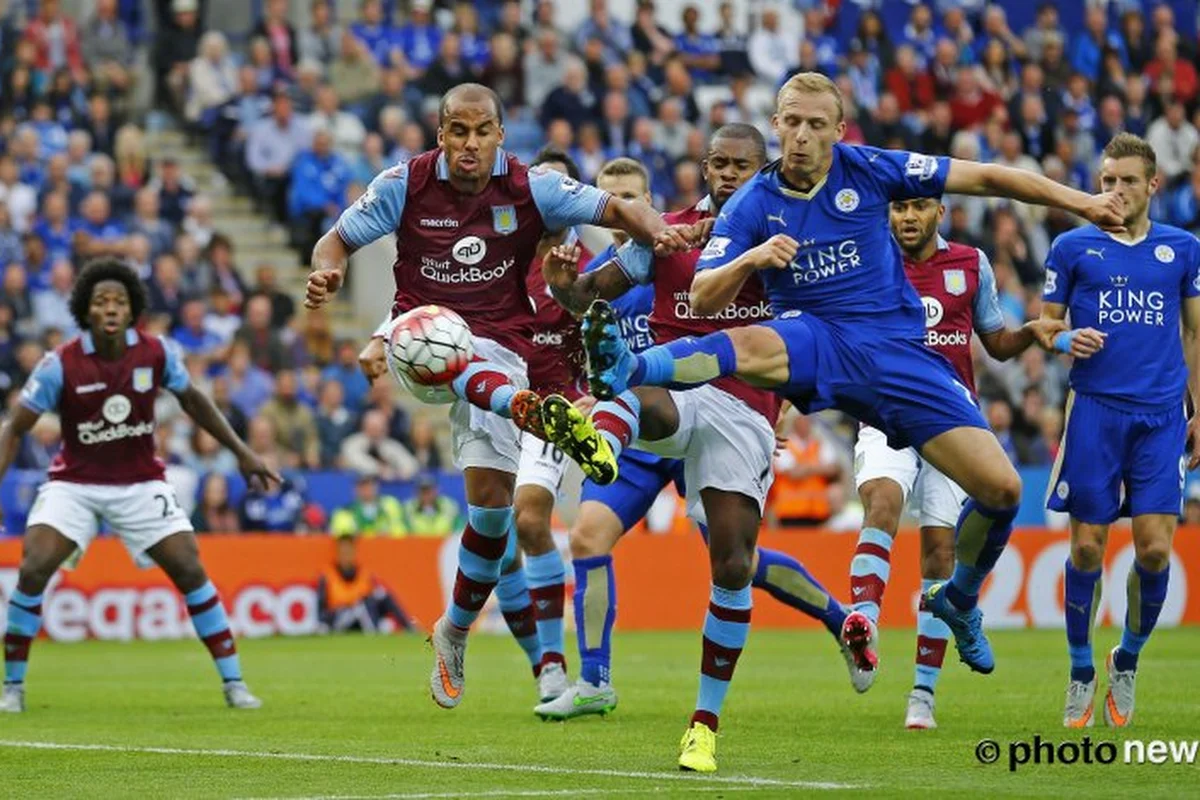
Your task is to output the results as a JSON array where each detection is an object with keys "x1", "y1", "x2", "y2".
[
  {"x1": 653, "y1": 224, "x2": 697, "y2": 255},
  {"x1": 542, "y1": 243, "x2": 582, "y2": 291},
  {"x1": 304, "y1": 268, "x2": 344, "y2": 309},
  {"x1": 1081, "y1": 192, "x2": 1126, "y2": 233},
  {"x1": 748, "y1": 234, "x2": 799, "y2": 270}
]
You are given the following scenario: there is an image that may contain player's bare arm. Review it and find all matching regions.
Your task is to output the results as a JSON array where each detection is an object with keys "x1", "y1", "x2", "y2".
[
  {"x1": 542, "y1": 243, "x2": 633, "y2": 316},
  {"x1": 174, "y1": 386, "x2": 282, "y2": 490},
  {"x1": 595, "y1": 196, "x2": 688, "y2": 254},
  {"x1": 305, "y1": 229, "x2": 354, "y2": 309},
  {"x1": 690, "y1": 234, "x2": 798, "y2": 315},
  {"x1": 1182, "y1": 295, "x2": 1200, "y2": 468},
  {"x1": 1041, "y1": 302, "x2": 1107, "y2": 358},
  {"x1": 945, "y1": 160, "x2": 1126, "y2": 232},
  {"x1": 0, "y1": 405, "x2": 41, "y2": 485},
  {"x1": 977, "y1": 318, "x2": 1069, "y2": 361}
]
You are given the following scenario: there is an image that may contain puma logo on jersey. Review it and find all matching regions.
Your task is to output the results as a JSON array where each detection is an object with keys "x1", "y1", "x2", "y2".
[
  {"x1": 767, "y1": 211, "x2": 787, "y2": 226},
  {"x1": 1086, "y1": 248, "x2": 1105, "y2": 259}
]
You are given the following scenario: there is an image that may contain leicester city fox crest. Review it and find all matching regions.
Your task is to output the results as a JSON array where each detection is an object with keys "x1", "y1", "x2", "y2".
[
  {"x1": 492, "y1": 205, "x2": 518, "y2": 235},
  {"x1": 944, "y1": 269, "x2": 967, "y2": 296},
  {"x1": 132, "y1": 367, "x2": 154, "y2": 393}
]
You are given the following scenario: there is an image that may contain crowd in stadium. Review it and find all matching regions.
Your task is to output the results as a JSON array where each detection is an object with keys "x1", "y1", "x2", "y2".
[{"x1": 0, "y1": 0, "x2": 1199, "y2": 532}]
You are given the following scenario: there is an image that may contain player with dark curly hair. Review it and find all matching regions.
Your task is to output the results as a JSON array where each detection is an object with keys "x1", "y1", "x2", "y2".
[{"x1": 0, "y1": 258, "x2": 281, "y2": 714}]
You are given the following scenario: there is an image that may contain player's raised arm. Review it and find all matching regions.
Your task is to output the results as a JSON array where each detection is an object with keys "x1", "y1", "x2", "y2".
[
  {"x1": 306, "y1": 164, "x2": 409, "y2": 309},
  {"x1": 542, "y1": 242, "x2": 633, "y2": 317},
  {"x1": 689, "y1": 188, "x2": 787, "y2": 315},
  {"x1": 945, "y1": 159, "x2": 1125, "y2": 233}
]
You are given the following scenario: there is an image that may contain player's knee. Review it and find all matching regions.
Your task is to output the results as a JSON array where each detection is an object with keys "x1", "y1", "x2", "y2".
[
  {"x1": 569, "y1": 523, "x2": 612, "y2": 559},
  {"x1": 710, "y1": 548, "x2": 755, "y2": 589},
  {"x1": 860, "y1": 481, "x2": 903, "y2": 533},
  {"x1": 1071, "y1": 539, "x2": 1106, "y2": 572},
  {"x1": 16, "y1": 552, "x2": 56, "y2": 594},
  {"x1": 921, "y1": 539, "x2": 955, "y2": 580},
  {"x1": 978, "y1": 469, "x2": 1022, "y2": 510},
  {"x1": 1134, "y1": 539, "x2": 1171, "y2": 572},
  {"x1": 515, "y1": 503, "x2": 552, "y2": 550}
]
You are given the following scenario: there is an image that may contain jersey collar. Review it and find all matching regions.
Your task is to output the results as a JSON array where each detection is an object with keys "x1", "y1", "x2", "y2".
[
  {"x1": 696, "y1": 196, "x2": 713, "y2": 213},
  {"x1": 770, "y1": 146, "x2": 838, "y2": 201},
  {"x1": 1103, "y1": 222, "x2": 1152, "y2": 247},
  {"x1": 435, "y1": 148, "x2": 509, "y2": 180},
  {"x1": 81, "y1": 328, "x2": 139, "y2": 354}
]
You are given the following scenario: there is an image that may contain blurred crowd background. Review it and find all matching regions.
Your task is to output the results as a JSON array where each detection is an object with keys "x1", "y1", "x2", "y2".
[{"x1": 1, "y1": 0, "x2": 1199, "y2": 536}]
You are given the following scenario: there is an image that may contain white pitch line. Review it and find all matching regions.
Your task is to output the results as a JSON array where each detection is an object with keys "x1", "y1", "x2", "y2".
[
  {"x1": 245, "y1": 786, "x2": 772, "y2": 800},
  {"x1": 0, "y1": 739, "x2": 859, "y2": 791}
]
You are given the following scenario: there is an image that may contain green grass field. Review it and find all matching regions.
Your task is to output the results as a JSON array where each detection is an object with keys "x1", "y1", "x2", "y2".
[{"x1": 1, "y1": 628, "x2": 1197, "y2": 798}]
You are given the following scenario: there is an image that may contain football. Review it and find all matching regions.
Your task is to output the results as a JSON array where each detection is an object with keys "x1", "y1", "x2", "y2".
[{"x1": 386, "y1": 305, "x2": 474, "y2": 386}]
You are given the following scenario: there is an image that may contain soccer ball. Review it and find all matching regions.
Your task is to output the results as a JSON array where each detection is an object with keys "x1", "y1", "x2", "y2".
[{"x1": 386, "y1": 305, "x2": 474, "y2": 386}]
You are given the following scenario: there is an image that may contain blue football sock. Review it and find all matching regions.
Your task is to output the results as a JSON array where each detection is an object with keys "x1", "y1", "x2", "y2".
[
  {"x1": 573, "y1": 554, "x2": 616, "y2": 686},
  {"x1": 526, "y1": 549, "x2": 567, "y2": 666},
  {"x1": 630, "y1": 333, "x2": 737, "y2": 389},
  {"x1": 1064, "y1": 559, "x2": 1102, "y2": 683},
  {"x1": 753, "y1": 547, "x2": 846, "y2": 638},
  {"x1": 447, "y1": 506, "x2": 511, "y2": 629},
  {"x1": 185, "y1": 581, "x2": 241, "y2": 682},
  {"x1": 1117, "y1": 561, "x2": 1169, "y2": 672},
  {"x1": 4, "y1": 589, "x2": 43, "y2": 684},
  {"x1": 693, "y1": 583, "x2": 752, "y2": 733},
  {"x1": 849, "y1": 527, "x2": 893, "y2": 624},
  {"x1": 495, "y1": 566, "x2": 543, "y2": 674},
  {"x1": 946, "y1": 499, "x2": 1017, "y2": 611},
  {"x1": 914, "y1": 578, "x2": 951, "y2": 692}
]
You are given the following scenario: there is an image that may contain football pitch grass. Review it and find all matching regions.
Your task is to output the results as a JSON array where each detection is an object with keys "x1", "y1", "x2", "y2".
[{"x1": 2, "y1": 629, "x2": 1197, "y2": 798}]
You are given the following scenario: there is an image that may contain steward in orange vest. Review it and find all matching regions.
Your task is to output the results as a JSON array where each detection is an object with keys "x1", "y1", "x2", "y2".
[
  {"x1": 317, "y1": 535, "x2": 414, "y2": 632},
  {"x1": 771, "y1": 414, "x2": 843, "y2": 526}
]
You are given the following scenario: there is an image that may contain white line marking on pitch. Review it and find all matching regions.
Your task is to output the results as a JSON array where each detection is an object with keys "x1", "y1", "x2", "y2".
[
  {"x1": 244, "y1": 786, "x2": 772, "y2": 800},
  {"x1": 0, "y1": 739, "x2": 859, "y2": 791}
]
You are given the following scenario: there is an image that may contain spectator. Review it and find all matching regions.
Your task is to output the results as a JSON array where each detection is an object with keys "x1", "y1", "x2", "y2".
[
  {"x1": 480, "y1": 32, "x2": 523, "y2": 109},
  {"x1": 204, "y1": 285, "x2": 242, "y2": 345},
  {"x1": 201, "y1": 234, "x2": 247, "y2": 310},
  {"x1": 316, "y1": 378, "x2": 356, "y2": 468},
  {"x1": 250, "y1": 263, "x2": 295, "y2": 329},
  {"x1": 331, "y1": 473, "x2": 405, "y2": 537},
  {"x1": 330, "y1": 31, "x2": 380, "y2": 107},
  {"x1": 287, "y1": 126, "x2": 351, "y2": 258},
  {"x1": 2, "y1": 263, "x2": 34, "y2": 334},
  {"x1": 1014, "y1": 386, "x2": 1052, "y2": 465},
  {"x1": 863, "y1": 93, "x2": 915, "y2": 150},
  {"x1": 1169, "y1": 163, "x2": 1200, "y2": 233},
  {"x1": 574, "y1": 0, "x2": 632, "y2": 66},
  {"x1": 987, "y1": 398, "x2": 1019, "y2": 464},
  {"x1": 400, "y1": 474, "x2": 462, "y2": 537},
  {"x1": 902, "y1": 2, "x2": 937, "y2": 68},
  {"x1": 246, "y1": 90, "x2": 311, "y2": 221},
  {"x1": 362, "y1": 67, "x2": 415, "y2": 136},
  {"x1": 394, "y1": 0, "x2": 442, "y2": 78},
  {"x1": 147, "y1": 253, "x2": 188, "y2": 326},
  {"x1": 351, "y1": 133, "x2": 388, "y2": 186},
  {"x1": 237, "y1": 293, "x2": 291, "y2": 373},
  {"x1": 1120, "y1": 9, "x2": 1152, "y2": 73},
  {"x1": 155, "y1": 0, "x2": 203, "y2": 111},
  {"x1": 1147, "y1": 100, "x2": 1200, "y2": 184},
  {"x1": 919, "y1": 101, "x2": 954, "y2": 155},
  {"x1": 152, "y1": 157, "x2": 196, "y2": 226},
  {"x1": 746, "y1": 6, "x2": 792, "y2": 85},
  {"x1": 31, "y1": 260, "x2": 76, "y2": 337},
  {"x1": 239, "y1": 454, "x2": 307, "y2": 533},
  {"x1": 317, "y1": 534, "x2": 413, "y2": 632},
  {"x1": 979, "y1": 38, "x2": 1016, "y2": 99},
  {"x1": 673, "y1": 4, "x2": 719, "y2": 83},
  {"x1": 340, "y1": 409, "x2": 419, "y2": 481},
  {"x1": 524, "y1": 27, "x2": 568, "y2": 112},
  {"x1": 225, "y1": 339, "x2": 275, "y2": 417},
  {"x1": 950, "y1": 67, "x2": 1003, "y2": 131},
  {"x1": 886, "y1": 44, "x2": 935, "y2": 115},
  {"x1": 298, "y1": 0, "x2": 341, "y2": 67},
  {"x1": 631, "y1": 0, "x2": 675, "y2": 72},
  {"x1": 0, "y1": 156, "x2": 37, "y2": 235},
  {"x1": 173, "y1": 297, "x2": 223, "y2": 356},
  {"x1": 653, "y1": 98, "x2": 696, "y2": 161},
  {"x1": 1146, "y1": 32, "x2": 1198, "y2": 107},
  {"x1": 25, "y1": 0, "x2": 85, "y2": 81},
  {"x1": 856, "y1": 9, "x2": 893, "y2": 72},
  {"x1": 115, "y1": 125, "x2": 151, "y2": 190},
  {"x1": 350, "y1": 0, "x2": 392, "y2": 67},
  {"x1": 180, "y1": 194, "x2": 215, "y2": 250},
  {"x1": 540, "y1": 57, "x2": 595, "y2": 131},
  {"x1": 252, "y1": 0, "x2": 298, "y2": 81},
  {"x1": 1024, "y1": 2, "x2": 1064, "y2": 64},
  {"x1": 209, "y1": 373, "x2": 248, "y2": 440},
  {"x1": 126, "y1": 188, "x2": 173, "y2": 259},
  {"x1": 247, "y1": 35, "x2": 281, "y2": 93},
  {"x1": 364, "y1": 379, "x2": 410, "y2": 445},
  {"x1": 82, "y1": 0, "x2": 133, "y2": 94},
  {"x1": 191, "y1": 472, "x2": 240, "y2": 533},
  {"x1": 0, "y1": 209, "x2": 21, "y2": 267},
  {"x1": 452, "y1": 2, "x2": 489, "y2": 75},
  {"x1": 186, "y1": 30, "x2": 238, "y2": 125},
  {"x1": 260, "y1": 368, "x2": 320, "y2": 470},
  {"x1": 771, "y1": 414, "x2": 844, "y2": 527},
  {"x1": 407, "y1": 415, "x2": 442, "y2": 472}
]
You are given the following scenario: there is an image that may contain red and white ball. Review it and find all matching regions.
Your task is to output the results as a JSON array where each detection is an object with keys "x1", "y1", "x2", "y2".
[{"x1": 387, "y1": 305, "x2": 474, "y2": 386}]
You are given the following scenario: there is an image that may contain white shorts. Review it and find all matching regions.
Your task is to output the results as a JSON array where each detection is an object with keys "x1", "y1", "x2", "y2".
[
  {"x1": 516, "y1": 433, "x2": 585, "y2": 523},
  {"x1": 854, "y1": 425, "x2": 967, "y2": 529},
  {"x1": 638, "y1": 384, "x2": 776, "y2": 524},
  {"x1": 449, "y1": 336, "x2": 528, "y2": 475},
  {"x1": 27, "y1": 479, "x2": 193, "y2": 557}
]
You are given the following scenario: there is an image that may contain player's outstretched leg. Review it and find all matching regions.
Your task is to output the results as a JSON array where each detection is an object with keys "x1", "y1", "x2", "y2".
[
  {"x1": 432, "y1": 503, "x2": 513, "y2": 708},
  {"x1": 496, "y1": 539, "x2": 546, "y2": 696},
  {"x1": 541, "y1": 394, "x2": 617, "y2": 485},
  {"x1": 451, "y1": 358, "x2": 540, "y2": 424},
  {"x1": 1106, "y1": 524, "x2": 1171, "y2": 727},
  {"x1": 147, "y1": 533, "x2": 261, "y2": 709},
  {"x1": 1063, "y1": 549, "x2": 1102, "y2": 727},
  {"x1": 3, "y1": 525, "x2": 88, "y2": 713}
]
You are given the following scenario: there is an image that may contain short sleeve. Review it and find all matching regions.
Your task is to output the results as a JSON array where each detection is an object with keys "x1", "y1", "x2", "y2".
[
  {"x1": 334, "y1": 162, "x2": 410, "y2": 249},
  {"x1": 1042, "y1": 236, "x2": 1072, "y2": 305},
  {"x1": 696, "y1": 183, "x2": 762, "y2": 271},
  {"x1": 972, "y1": 249, "x2": 1006, "y2": 335},
  {"x1": 860, "y1": 146, "x2": 949, "y2": 200},
  {"x1": 612, "y1": 239, "x2": 655, "y2": 285},
  {"x1": 1184, "y1": 236, "x2": 1200, "y2": 299},
  {"x1": 161, "y1": 337, "x2": 191, "y2": 393},
  {"x1": 529, "y1": 167, "x2": 611, "y2": 232},
  {"x1": 19, "y1": 351, "x2": 63, "y2": 415}
]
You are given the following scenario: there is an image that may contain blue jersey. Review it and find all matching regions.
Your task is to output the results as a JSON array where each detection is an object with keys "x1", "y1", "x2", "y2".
[
  {"x1": 698, "y1": 143, "x2": 950, "y2": 338},
  {"x1": 583, "y1": 244, "x2": 655, "y2": 353},
  {"x1": 1043, "y1": 223, "x2": 1200, "y2": 412}
]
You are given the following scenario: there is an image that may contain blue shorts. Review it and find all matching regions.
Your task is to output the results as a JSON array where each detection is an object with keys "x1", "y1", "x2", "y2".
[
  {"x1": 1047, "y1": 392, "x2": 1186, "y2": 524},
  {"x1": 580, "y1": 448, "x2": 685, "y2": 531},
  {"x1": 762, "y1": 313, "x2": 987, "y2": 451}
]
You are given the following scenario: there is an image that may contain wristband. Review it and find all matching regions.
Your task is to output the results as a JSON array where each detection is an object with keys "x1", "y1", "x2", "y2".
[{"x1": 1053, "y1": 330, "x2": 1077, "y2": 354}]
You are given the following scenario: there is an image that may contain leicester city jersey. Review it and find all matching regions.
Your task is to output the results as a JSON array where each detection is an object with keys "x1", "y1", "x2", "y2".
[
  {"x1": 1044, "y1": 223, "x2": 1200, "y2": 412},
  {"x1": 583, "y1": 244, "x2": 655, "y2": 353},
  {"x1": 696, "y1": 143, "x2": 950, "y2": 338}
]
